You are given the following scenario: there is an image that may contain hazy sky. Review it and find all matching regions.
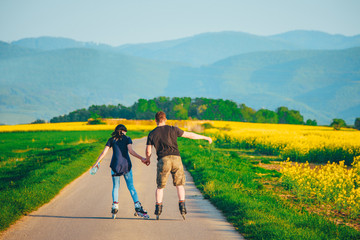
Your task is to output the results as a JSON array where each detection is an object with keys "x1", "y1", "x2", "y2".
[{"x1": 1, "y1": 0, "x2": 359, "y2": 46}]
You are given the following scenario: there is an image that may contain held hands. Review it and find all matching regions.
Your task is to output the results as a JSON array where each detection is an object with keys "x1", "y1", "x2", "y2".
[{"x1": 141, "y1": 157, "x2": 150, "y2": 166}]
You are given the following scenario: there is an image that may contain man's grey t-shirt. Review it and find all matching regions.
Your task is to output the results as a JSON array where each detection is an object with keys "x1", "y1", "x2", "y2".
[{"x1": 146, "y1": 125, "x2": 184, "y2": 160}]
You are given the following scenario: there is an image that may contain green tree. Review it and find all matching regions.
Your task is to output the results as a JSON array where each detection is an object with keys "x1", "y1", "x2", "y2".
[
  {"x1": 277, "y1": 107, "x2": 304, "y2": 125},
  {"x1": 154, "y1": 96, "x2": 171, "y2": 113},
  {"x1": 31, "y1": 119, "x2": 46, "y2": 124},
  {"x1": 172, "y1": 104, "x2": 188, "y2": 119},
  {"x1": 167, "y1": 97, "x2": 191, "y2": 120},
  {"x1": 133, "y1": 99, "x2": 160, "y2": 119},
  {"x1": 330, "y1": 118, "x2": 347, "y2": 130},
  {"x1": 254, "y1": 109, "x2": 278, "y2": 123},
  {"x1": 136, "y1": 99, "x2": 149, "y2": 113},
  {"x1": 239, "y1": 104, "x2": 256, "y2": 122},
  {"x1": 87, "y1": 112, "x2": 105, "y2": 125},
  {"x1": 116, "y1": 104, "x2": 136, "y2": 119},
  {"x1": 193, "y1": 99, "x2": 242, "y2": 121},
  {"x1": 354, "y1": 118, "x2": 360, "y2": 130},
  {"x1": 49, "y1": 97, "x2": 311, "y2": 125},
  {"x1": 305, "y1": 119, "x2": 317, "y2": 126}
]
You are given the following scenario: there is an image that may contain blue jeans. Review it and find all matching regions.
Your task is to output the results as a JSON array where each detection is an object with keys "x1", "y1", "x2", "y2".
[{"x1": 111, "y1": 169, "x2": 139, "y2": 203}]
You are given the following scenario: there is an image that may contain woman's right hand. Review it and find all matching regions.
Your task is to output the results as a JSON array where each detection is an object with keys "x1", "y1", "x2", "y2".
[{"x1": 92, "y1": 162, "x2": 99, "y2": 169}]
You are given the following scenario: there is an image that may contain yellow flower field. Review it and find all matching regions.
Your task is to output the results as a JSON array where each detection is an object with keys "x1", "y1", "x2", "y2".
[
  {"x1": 0, "y1": 119, "x2": 210, "y2": 133},
  {"x1": 281, "y1": 157, "x2": 360, "y2": 218},
  {"x1": 205, "y1": 121, "x2": 360, "y2": 164},
  {"x1": 203, "y1": 121, "x2": 360, "y2": 218},
  {"x1": 0, "y1": 121, "x2": 155, "y2": 132}
]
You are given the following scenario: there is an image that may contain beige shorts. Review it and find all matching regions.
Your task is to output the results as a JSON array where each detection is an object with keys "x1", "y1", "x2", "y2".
[{"x1": 157, "y1": 155, "x2": 186, "y2": 188}]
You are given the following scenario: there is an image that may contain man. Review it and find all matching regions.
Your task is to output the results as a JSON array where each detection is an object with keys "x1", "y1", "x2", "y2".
[{"x1": 145, "y1": 111, "x2": 212, "y2": 220}]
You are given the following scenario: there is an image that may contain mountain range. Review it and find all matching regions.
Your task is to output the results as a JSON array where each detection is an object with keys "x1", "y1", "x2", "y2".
[{"x1": 0, "y1": 30, "x2": 359, "y2": 125}]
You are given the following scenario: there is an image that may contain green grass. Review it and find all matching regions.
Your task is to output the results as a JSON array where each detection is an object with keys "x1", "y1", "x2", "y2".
[
  {"x1": 179, "y1": 138, "x2": 360, "y2": 240},
  {"x1": 3, "y1": 130, "x2": 359, "y2": 238},
  {"x1": 0, "y1": 130, "x2": 147, "y2": 231}
]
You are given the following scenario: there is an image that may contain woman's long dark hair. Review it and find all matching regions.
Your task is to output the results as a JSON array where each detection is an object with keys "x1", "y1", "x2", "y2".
[{"x1": 111, "y1": 124, "x2": 127, "y2": 140}]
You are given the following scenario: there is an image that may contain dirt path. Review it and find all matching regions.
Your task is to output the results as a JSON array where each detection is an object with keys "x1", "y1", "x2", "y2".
[{"x1": 1, "y1": 137, "x2": 244, "y2": 240}]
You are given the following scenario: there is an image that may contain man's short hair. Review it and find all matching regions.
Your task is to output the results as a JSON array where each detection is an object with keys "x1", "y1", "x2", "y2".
[{"x1": 155, "y1": 111, "x2": 166, "y2": 123}]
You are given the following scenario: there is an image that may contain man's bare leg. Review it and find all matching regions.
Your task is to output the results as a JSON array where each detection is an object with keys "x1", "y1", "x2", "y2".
[
  {"x1": 177, "y1": 185, "x2": 187, "y2": 219},
  {"x1": 156, "y1": 187, "x2": 164, "y2": 203},
  {"x1": 155, "y1": 188, "x2": 164, "y2": 219},
  {"x1": 176, "y1": 185, "x2": 185, "y2": 201}
]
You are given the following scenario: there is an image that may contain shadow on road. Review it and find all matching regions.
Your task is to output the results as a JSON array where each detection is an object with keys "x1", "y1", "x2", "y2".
[{"x1": 28, "y1": 214, "x2": 181, "y2": 221}]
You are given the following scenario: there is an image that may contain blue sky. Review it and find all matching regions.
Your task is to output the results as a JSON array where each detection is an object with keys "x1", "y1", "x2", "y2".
[{"x1": 0, "y1": 0, "x2": 359, "y2": 46}]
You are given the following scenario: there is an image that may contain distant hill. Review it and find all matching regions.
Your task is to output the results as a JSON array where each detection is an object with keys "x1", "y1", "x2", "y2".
[
  {"x1": 116, "y1": 32, "x2": 298, "y2": 66},
  {"x1": 0, "y1": 41, "x2": 39, "y2": 58},
  {"x1": 0, "y1": 48, "x2": 183, "y2": 124},
  {"x1": 1, "y1": 31, "x2": 360, "y2": 125},
  {"x1": 164, "y1": 48, "x2": 360, "y2": 124},
  {"x1": 12, "y1": 31, "x2": 360, "y2": 66},
  {"x1": 12, "y1": 37, "x2": 113, "y2": 51},
  {"x1": 269, "y1": 30, "x2": 360, "y2": 50},
  {"x1": 118, "y1": 31, "x2": 360, "y2": 65}
]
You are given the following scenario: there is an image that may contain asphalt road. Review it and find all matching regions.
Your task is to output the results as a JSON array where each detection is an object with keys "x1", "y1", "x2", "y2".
[{"x1": 1, "y1": 137, "x2": 244, "y2": 240}]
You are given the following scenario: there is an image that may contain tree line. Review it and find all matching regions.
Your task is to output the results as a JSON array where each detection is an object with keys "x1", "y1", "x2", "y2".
[{"x1": 50, "y1": 97, "x2": 317, "y2": 125}]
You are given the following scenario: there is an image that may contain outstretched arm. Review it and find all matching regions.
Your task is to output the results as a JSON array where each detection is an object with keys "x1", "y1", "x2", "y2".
[
  {"x1": 182, "y1": 131, "x2": 212, "y2": 144},
  {"x1": 128, "y1": 144, "x2": 147, "y2": 164},
  {"x1": 92, "y1": 146, "x2": 110, "y2": 168}
]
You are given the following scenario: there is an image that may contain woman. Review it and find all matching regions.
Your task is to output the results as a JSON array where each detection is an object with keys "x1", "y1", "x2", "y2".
[{"x1": 92, "y1": 124, "x2": 149, "y2": 219}]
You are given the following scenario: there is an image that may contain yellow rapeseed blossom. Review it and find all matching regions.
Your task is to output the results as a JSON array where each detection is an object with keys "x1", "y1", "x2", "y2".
[
  {"x1": 0, "y1": 119, "x2": 209, "y2": 132},
  {"x1": 0, "y1": 120, "x2": 156, "y2": 132},
  {"x1": 206, "y1": 121, "x2": 360, "y2": 164},
  {"x1": 281, "y1": 158, "x2": 360, "y2": 218}
]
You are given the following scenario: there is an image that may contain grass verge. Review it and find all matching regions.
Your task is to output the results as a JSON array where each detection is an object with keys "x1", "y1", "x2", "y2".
[
  {"x1": 179, "y1": 138, "x2": 360, "y2": 240},
  {"x1": 0, "y1": 130, "x2": 147, "y2": 232}
]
